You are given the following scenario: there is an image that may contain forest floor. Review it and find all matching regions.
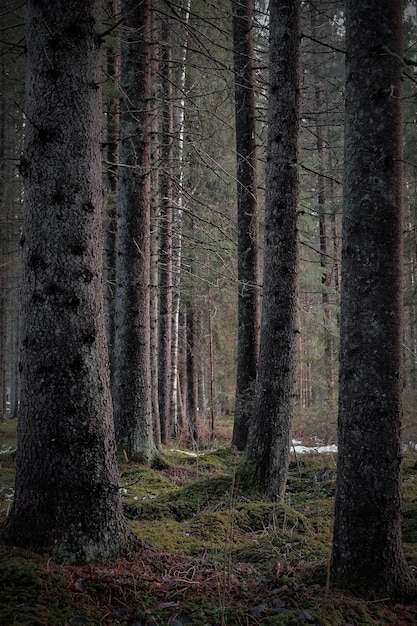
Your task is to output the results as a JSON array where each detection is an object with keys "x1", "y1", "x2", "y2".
[{"x1": 1, "y1": 417, "x2": 417, "y2": 626}]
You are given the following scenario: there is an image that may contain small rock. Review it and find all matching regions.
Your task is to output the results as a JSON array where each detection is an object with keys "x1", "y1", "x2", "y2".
[
  {"x1": 298, "y1": 609, "x2": 314, "y2": 622},
  {"x1": 113, "y1": 607, "x2": 129, "y2": 617},
  {"x1": 249, "y1": 603, "x2": 268, "y2": 616},
  {"x1": 67, "y1": 616, "x2": 90, "y2": 626}
]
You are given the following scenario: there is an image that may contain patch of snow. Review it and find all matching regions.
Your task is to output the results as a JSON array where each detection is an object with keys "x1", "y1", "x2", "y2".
[
  {"x1": 0, "y1": 446, "x2": 16, "y2": 455},
  {"x1": 291, "y1": 442, "x2": 338, "y2": 455},
  {"x1": 171, "y1": 448, "x2": 203, "y2": 457}
]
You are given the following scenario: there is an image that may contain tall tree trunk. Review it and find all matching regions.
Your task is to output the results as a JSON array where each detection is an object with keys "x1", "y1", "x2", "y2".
[
  {"x1": 332, "y1": 0, "x2": 416, "y2": 599},
  {"x1": 241, "y1": 0, "x2": 300, "y2": 500},
  {"x1": 150, "y1": 16, "x2": 161, "y2": 447},
  {"x1": 0, "y1": 23, "x2": 24, "y2": 419},
  {"x1": 170, "y1": 0, "x2": 191, "y2": 438},
  {"x1": 2, "y1": 0, "x2": 134, "y2": 563},
  {"x1": 113, "y1": 0, "x2": 157, "y2": 463},
  {"x1": 103, "y1": 0, "x2": 120, "y2": 382},
  {"x1": 158, "y1": 18, "x2": 173, "y2": 443},
  {"x1": 231, "y1": 0, "x2": 259, "y2": 451},
  {"x1": 310, "y1": 5, "x2": 333, "y2": 388}
]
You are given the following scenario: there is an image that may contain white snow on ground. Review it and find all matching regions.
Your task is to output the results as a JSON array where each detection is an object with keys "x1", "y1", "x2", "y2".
[
  {"x1": 0, "y1": 446, "x2": 15, "y2": 455},
  {"x1": 292, "y1": 443, "x2": 337, "y2": 454},
  {"x1": 172, "y1": 442, "x2": 338, "y2": 457}
]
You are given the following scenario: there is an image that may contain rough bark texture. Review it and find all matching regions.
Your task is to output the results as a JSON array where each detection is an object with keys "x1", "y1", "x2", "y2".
[
  {"x1": 103, "y1": 0, "x2": 120, "y2": 384},
  {"x1": 158, "y1": 21, "x2": 173, "y2": 444},
  {"x1": 332, "y1": 0, "x2": 416, "y2": 599},
  {"x1": 2, "y1": 0, "x2": 133, "y2": 563},
  {"x1": 241, "y1": 0, "x2": 300, "y2": 500},
  {"x1": 231, "y1": 0, "x2": 259, "y2": 452},
  {"x1": 113, "y1": 0, "x2": 157, "y2": 463}
]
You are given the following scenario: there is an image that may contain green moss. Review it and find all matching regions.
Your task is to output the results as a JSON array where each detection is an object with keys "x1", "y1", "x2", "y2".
[
  {"x1": 119, "y1": 465, "x2": 174, "y2": 502},
  {"x1": 264, "y1": 601, "x2": 373, "y2": 625},
  {"x1": 125, "y1": 474, "x2": 234, "y2": 521},
  {"x1": 161, "y1": 445, "x2": 240, "y2": 473},
  {"x1": 0, "y1": 547, "x2": 76, "y2": 626},
  {"x1": 0, "y1": 418, "x2": 18, "y2": 451},
  {"x1": 402, "y1": 502, "x2": 417, "y2": 544}
]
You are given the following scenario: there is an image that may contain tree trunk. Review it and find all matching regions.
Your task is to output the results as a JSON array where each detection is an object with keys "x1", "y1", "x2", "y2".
[
  {"x1": 112, "y1": 0, "x2": 157, "y2": 463},
  {"x1": 186, "y1": 305, "x2": 199, "y2": 444},
  {"x1": 150, "y1": 19, "x2": 161, "y2": 448},
  {"x1": 332, "y1": 0, "x2": 416, "y2": 599},
  {"x1": 2, "y1": 0, "x2": 134, "y2": 563},
  {"x1": 158, "y1": 19, "x2": 173, "y2": 443},
  {"x1": 241, "y1": 0, "x2": 300, "y2": 500},
  {"x1": 103, "y1": 0, "x2": 120, "y2": 382},
  {"x1": 231, "y1": 0, "x2": 259, "y2": 451}
]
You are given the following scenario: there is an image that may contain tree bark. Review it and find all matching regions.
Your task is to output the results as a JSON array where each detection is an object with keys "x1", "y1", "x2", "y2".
[
  {"x1": 2, "y1": 0, "x2": 134, "y2": 563},
  {"x1": 158, "y1": 19, "x2": 173, "y2": 443},
  {"x1": 332, "y1": 0, "x2": 416, "y2": 599},
  {"x1": 186, "y1": 305, "x2": 199, "y2": 443},
  {"x1": 113, "y1": 0, "x2": 157, "y2": 463},
  {"x1": 231, "y1": 0, "x2": 259, "y2": 451},
  {"x1": 241, "y1": 0, "x2": 300, "y2": 500},
  {"x1": 103, "y1": 0, "x2": 120, "y2": 383}
]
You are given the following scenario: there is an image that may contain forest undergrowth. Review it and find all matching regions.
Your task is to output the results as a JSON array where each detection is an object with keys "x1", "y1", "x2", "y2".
[{"x1": 1, "y1": 416, "x2": 417, "y2": 626}]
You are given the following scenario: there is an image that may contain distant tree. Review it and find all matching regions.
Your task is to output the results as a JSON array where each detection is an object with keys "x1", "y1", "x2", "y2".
[
  {"x1": 186, "y1": 304, "x2": 199, "y2": 443},
  {"x1": 331, "y1": 0, "x2": 416, "y2": 599},
  {"x1": 2, "y1": 0, "x2": 134, "y2": 563},
  {"x1": 0, "y1": 1, "x2": 25, "y2": 419},
  {"x1": 112, "y1": 0, "x2": 157, "y2": 463},
  {"x1": 231, "y1": 0, "x2": 259, "y2": 451},
  {"x1": 241, "y1": 0, "x2": 300, "y2": 499}
]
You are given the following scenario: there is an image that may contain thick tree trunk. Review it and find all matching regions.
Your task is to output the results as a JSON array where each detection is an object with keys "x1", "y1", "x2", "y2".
[
  {"x1": 332, "y1": 0, "x2": 416, "y2": 599},
  {"x1": 231, "y1": 0, "x2": 259, "y2": 451},
  {"x1": 113, "y1": 0, "x2": 157, "y2": 463},
  {"x1": 2, "y1": 0, "x2": 134, "y2": 563},
  {"x1": 241, "y1": 0, "x2": 300, "y2": 500}
]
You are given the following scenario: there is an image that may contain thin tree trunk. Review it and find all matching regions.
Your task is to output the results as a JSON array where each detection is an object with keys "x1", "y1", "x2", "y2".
[
  {"x1": 170, "y1": 0, "x2": 191, "y2": 438},
  {"x1": 150, "y1": 16, "x2": 161, "y2": 448},
  {"x1": 231, "y1": 0, "x2": 259, "y2": 451},
  {"x1": 186, "y1": 305, "x2": 199, "y2": 444},
  {"x1": 103, "y1": 0, "x2": 120, "y2": 381},
  {"x1": 158, "y1": 19, "x2": 173, "y2": 443}
]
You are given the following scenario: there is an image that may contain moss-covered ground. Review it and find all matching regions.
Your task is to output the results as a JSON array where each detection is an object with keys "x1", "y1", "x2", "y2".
[{"x1": 0, "y1": 417, "x2": 417, "y2": 625}]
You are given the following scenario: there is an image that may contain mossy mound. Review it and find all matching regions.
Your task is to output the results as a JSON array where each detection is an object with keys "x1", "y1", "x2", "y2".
[
  {"x1": 0, "y1": 547, "x2": 76, "y2": 626},
  {"x1": 124, "y1": 474, "x2": 234, "y2": 521},
  {"x1": 162, "y1": 445, "x2": 240, "y2": 472},
  {"x1": 119, "y1": 464, "x2": 174, "y2": 501}
]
